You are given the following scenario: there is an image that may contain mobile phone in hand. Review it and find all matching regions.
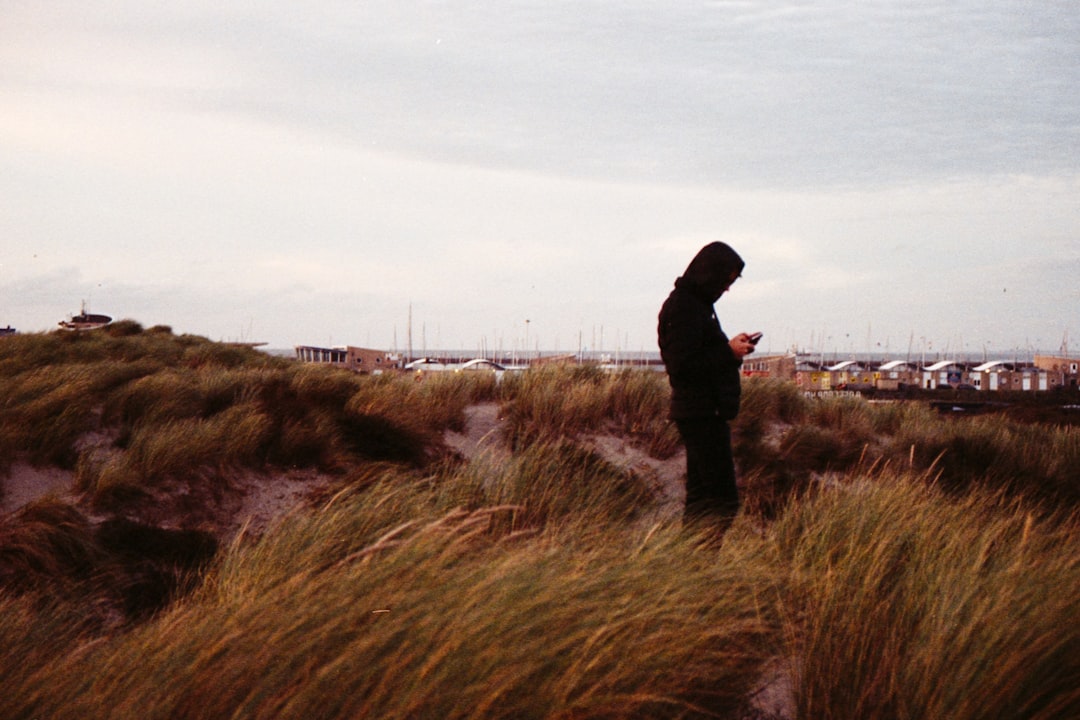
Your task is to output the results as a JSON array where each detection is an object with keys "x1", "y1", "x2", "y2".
[{"x1": 748, "y1": 332, "x2": 763, "y2": 345}]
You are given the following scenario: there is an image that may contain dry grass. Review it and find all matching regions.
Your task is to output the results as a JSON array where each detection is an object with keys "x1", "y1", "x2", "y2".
[
  {"x1": 3, "y1": 331, "x2": 1080, "y2": 718},
  {"x1": 770, "y1": 472, "x2": 1080, "y2": 719},
  {"x1": 499, "y1": 365, "x2": 678, "y2": 457},
  {"x1": 10, "y1": 471, "x2": 780, "y2": 719}
]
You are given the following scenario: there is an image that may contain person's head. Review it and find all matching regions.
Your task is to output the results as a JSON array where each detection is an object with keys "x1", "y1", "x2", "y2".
[{"x1": 681, "y1": 242, "x2": 744, "y2": 301}]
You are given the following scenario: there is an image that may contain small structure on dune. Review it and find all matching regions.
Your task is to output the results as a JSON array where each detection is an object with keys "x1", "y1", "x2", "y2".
[{"x1": 58, "y1": 302, "x2": 112, "y2": 331}]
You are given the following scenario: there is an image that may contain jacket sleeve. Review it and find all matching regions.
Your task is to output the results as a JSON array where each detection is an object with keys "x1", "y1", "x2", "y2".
[
  {"x1": 659, "y1": 294, "x2": 740, "y2": 383},
  {"x1": 659, "y1": 291, "x2": 743, "y2": 419}
]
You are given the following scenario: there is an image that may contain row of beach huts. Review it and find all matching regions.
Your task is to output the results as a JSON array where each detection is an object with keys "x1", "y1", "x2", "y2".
[
  {"x1": 296, "y1": 344, "x2": 1080, "y2": 394},
  {"x1": 742, "y1": 353, "x2": 1080, "y2": 393}
]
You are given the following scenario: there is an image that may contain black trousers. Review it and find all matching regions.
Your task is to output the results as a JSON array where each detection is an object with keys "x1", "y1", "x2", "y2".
[{"x1": 675, "y1": 417, "x2": 739, "y2": 529}]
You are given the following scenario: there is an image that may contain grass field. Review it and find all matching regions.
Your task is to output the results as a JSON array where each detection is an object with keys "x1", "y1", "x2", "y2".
[{"x1": 2, "y1": 326, "x2": 1078, "y2": 718}]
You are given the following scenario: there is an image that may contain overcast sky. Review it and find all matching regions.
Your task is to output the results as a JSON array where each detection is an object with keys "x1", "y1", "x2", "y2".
[{"x1": 2, "y1": 1, "x2": 1078, "y2": 358}]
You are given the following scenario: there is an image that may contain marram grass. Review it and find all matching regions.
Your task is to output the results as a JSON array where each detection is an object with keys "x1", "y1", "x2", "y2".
[
  {"x1": 4, "y1": 330, "x2": 1080, "y2": 719},
  {"x1": 770, "y1": 472, "x2": 1080, "y2": 720},
  {"x1": 11, "y1": 498, "x2": 779, "y2": 720},
  {"x1": 10, "y1": 466, "x2": 1080, "y2": 719}
]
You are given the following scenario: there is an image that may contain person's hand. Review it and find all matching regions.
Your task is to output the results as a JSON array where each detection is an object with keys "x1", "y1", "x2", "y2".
[{"x1": 730, "y1": 333, "x2": 758, "y2": 358}]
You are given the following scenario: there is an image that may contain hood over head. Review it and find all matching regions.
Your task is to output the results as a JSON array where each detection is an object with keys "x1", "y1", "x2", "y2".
[{"x1": 678, "y1": 242, "x2": 745, "y2": 300}]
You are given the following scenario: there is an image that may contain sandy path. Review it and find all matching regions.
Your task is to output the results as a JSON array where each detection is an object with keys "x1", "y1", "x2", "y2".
[
  {"x1": 443, "y1": 402, "x2": 686, "y2": 515},
  {"x1": 443, "y1": 402, "x2": 508, "y2": 459},
  {"x1": 1, "y1": 464, "x2": 75, "y2": 515},
  {"x1": 581, "y1": 433, "x2": 685, "y2": 520}
]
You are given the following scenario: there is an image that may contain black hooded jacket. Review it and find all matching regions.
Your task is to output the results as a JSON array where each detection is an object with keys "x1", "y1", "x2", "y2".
[{"x1": 657, "y1": 242, "x2": 745, "y2": 420}]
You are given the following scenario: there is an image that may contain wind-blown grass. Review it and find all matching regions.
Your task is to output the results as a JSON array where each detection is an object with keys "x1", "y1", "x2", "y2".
[
  {"x1": 888, "y1": 414, "x2": 1080, "y2": 505},
  {"x1": 770, "y1": 473, "x2": 1080, "y2": 719},
  {"x1": 11, "y1": 476, "x2": 779, "y2": 720},
  {"x1": 730, "y1": 379, "x2": 1080, "y2": 514},
  {"x1": 1, "y1": 329, "x2": 505, "y2": 513},
  {"x1": 4, "y1": 331, "x2": 1080, "y2": 718},
  {"x1": 499, "y1": 365, "x2": 678, "y2": 456},
  {"x1": 10, "y1": 462, "x2": 1080, "y2": 719},
  {"x1": 0, "y1": 328, "x2": 279, "y2": 472}
]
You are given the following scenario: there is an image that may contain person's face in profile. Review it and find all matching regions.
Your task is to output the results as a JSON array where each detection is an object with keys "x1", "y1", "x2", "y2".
[{"x1": 714, "y1": 270, "x2": 740, "y2": 300}]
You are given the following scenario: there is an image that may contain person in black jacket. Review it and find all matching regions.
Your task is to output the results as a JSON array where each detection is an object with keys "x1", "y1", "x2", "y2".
[{"x1": 658, "y1": 242, "x2": 758, "y2": 538}]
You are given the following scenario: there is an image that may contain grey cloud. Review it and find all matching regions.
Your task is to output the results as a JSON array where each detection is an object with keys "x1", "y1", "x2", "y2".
[
  {"x1": 22, "y1": 1, "x2": 1075, "y2": 188},
  {"x1": 188, "y1": 1, "x2": 1077, "y2": 188}
]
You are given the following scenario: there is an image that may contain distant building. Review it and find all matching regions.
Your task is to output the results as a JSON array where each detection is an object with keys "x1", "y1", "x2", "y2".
[
  {"x1": 290, "y1": 341, "x2": 1078, "y2": 392},
  {"x1": 971, "y1": 361, "x2": 1010, "y2": 391},
  {"x1": 826, "y1": 360, "x2": 875, "y2": 389},
  {"x1": 972, "y1": 361, "x2": 1056, "y2": 392},
  {"x1": 1033, "y1": 354, "x2": 1080, "y2": 390},
  {"x1": 921, "y1": 360, "x2": 965, "y2": 389},
  {"x1": 742, "y1": 353, "x2": 796, "y2": 379},
  {"x1": 295, "y1": 345, "x2": 403, "y2": 374},
  {"x1": 794, "y1": 357, "x2": 831, "y2": 391},
  {"x1": 295, "y1": 346, "x2": 347, "y2": 365},
  {"x1": 874, "y1": 360, "x2": 918, "y2": 390},
  {"x1": 1010, "y1": 366, "x2": 1051, "y2": 392}
]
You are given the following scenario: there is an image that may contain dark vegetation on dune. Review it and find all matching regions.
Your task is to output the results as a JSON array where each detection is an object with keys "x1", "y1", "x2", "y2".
[{"x1": 1, "y1": 324, "x2": 1078, "y2": 719}]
